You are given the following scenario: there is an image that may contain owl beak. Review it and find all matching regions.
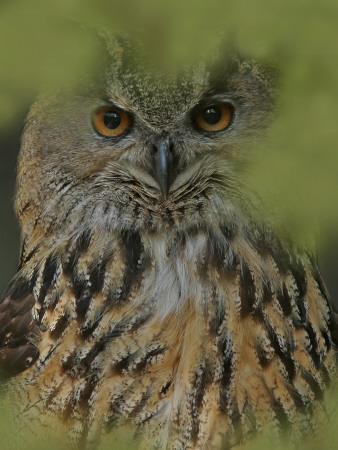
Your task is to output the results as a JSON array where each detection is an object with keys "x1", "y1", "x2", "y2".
[{"x1": 153, "y1": 137, "x2": 173, "y2": 199}]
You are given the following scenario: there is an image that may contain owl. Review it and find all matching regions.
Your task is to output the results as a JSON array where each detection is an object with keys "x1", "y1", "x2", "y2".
[{"x1": 0, "y1": 35, "x2": 337, "y2": 450}]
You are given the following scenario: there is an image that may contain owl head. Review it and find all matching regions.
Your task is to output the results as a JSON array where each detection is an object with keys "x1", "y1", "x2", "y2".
[{"x1": 16, "y1": 36, "x2": 276, "y2": 257}]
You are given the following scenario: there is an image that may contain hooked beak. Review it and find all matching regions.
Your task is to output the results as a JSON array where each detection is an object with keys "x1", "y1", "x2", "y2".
[{"x1": 153, "y1": 137, "x2": 173, "y2": 199}]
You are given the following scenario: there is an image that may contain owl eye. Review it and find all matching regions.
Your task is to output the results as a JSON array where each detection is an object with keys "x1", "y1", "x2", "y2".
[
  {"x1": 195, "y1": 103, "x2": 233, "y2": 132},
  {"x1": 93, "y1": 108, "x2": 132, "y2": 137}
]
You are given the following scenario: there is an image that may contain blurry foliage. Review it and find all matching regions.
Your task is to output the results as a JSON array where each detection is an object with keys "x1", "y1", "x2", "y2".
[
  {"x1": 0, "y1": 0, "x2": 338, "y2": 447},
  {"x1": 0, "y1": 382, "x2": 338, "y2": 449},
  {"x1": 0, "y1": 391, "x2": 137, "y2": 449}
]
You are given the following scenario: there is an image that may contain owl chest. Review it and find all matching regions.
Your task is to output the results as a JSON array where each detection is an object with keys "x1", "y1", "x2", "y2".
[
  {"x1": 13, "y1": 228, "x2": 336, "y2": 449},
  {"x1": 18, "y1": 231, "x2": 232, "y2": 439}
]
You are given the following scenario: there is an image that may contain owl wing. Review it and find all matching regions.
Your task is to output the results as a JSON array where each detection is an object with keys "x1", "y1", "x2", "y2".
[
  {"x1": 310, "y1": 260, "x2": 338, "y2": 345},
  {"x1": 0, "y1": 276, "x2": 40, "y2": 377},
  {"x1": 329, "y1": 301, "x2": 338, "y2": 345}
]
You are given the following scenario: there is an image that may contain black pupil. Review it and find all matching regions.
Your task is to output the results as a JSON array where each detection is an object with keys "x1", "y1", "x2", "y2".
[
  {"x1": 203, "y1": 106, "x2": 221, "y2": 125},
  {"x1": 104, "y1": 110, "x2": 121, "y2": 129}
]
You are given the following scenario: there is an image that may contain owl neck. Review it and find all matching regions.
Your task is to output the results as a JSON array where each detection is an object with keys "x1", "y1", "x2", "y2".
[{"x1": 18, "y1": 217, "x2": 301, "y2": 324}]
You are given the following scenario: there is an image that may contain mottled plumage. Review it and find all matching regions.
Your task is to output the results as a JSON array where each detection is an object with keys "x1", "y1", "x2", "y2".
[{"x1": 1, "y1": 36, "x2": 337, "y2": 449}]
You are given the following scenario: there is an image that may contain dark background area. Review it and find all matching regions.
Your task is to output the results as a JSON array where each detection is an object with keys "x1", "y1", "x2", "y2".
[
  {"x1": 0, "y1": 111, "x2": 26, "y2": 291},
  {"x1": 0, "y1": 109, "x2": 337, "y2": 308}
]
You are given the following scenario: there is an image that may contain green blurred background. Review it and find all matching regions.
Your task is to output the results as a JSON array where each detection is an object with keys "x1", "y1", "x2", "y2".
[{"x1": 0, "y1": 0, "x2": 338, "y2": 447}]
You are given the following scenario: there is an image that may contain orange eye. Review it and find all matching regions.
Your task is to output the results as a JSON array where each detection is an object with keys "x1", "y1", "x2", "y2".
[
  {"x1": 93, "y1": 108, "x2": 132, "y2": 137},
  {"x1": 195, "y1": 103, "x2": 233, "y2": 132}
]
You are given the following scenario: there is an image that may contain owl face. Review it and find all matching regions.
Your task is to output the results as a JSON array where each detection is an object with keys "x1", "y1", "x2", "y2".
[{"x1": 17, "y1": 39, "x2": 276, "y2": 242}]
